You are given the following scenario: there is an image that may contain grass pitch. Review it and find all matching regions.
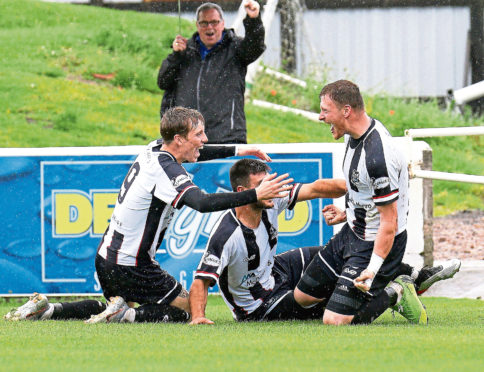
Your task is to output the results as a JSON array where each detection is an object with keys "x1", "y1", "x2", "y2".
[{"x1": 1, "y1": 296, "x2": 483, "y2": 371}]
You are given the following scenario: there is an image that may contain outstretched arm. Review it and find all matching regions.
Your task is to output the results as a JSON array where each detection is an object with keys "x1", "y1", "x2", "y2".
[
  {"x1": 296, "y1": 179, "x2": 347, "y2": 202},
  {"x1": 181, "y1": 173, "x2": 293, "y2": 212},
  {"x1": 197, "y1": 145, "x2": 271, "y2": 162},
  {"x1": 189, "y1": 278, "x2": 214, "y2": 325}
]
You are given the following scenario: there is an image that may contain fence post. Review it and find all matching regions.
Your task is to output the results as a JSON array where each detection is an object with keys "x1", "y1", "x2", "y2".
[
  {"x1": 470, "y1": 0, "x2": 484, "y2": 114},
  {"x1": 422, "y1": 148, "x2": 434, "y2": 266}
]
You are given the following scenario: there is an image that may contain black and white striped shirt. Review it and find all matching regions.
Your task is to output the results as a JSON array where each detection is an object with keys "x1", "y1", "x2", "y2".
[
  {"x1": 343, "y1": 118, "x2": 409, "y2": 241},
  {"x1": 97, "y1": 140, "x2": 197, "y2": 266},
  {"x1": 194, "y1": 184, "x2": 302, "y2": 319}
]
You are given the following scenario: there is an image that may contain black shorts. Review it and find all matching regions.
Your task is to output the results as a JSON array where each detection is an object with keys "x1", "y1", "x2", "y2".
[
  {"x1": 296, "y1": 224, "x2": 407, "y2": 316},
  {"x1": 243, "y1": 247, "x2": 325, "y2": 321},
  {"x1": 95, "y1": 254, "x2": 183, "y2": 305}
]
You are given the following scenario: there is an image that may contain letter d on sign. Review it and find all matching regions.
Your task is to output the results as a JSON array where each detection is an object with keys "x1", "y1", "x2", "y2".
[{"x1": 54, "y1": 192, "x2": 92, "y2": 235}]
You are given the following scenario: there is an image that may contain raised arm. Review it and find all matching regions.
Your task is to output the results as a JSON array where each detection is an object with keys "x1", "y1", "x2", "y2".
[
  {"x1": 189, "y1": 278, "x2": 214, "y2": 325},
  {"x1": 296, "y1": 178, "x2": 347, "y2": 202},
  {"x1": 157, "y1": 48, "x2": 185, "y2": 91},
  {"x1": 181, "y1": 173, "x2": 293, "y2": 212},
  {"x1": 237, "y1": 0, "x2": 265, "y2": 65}
]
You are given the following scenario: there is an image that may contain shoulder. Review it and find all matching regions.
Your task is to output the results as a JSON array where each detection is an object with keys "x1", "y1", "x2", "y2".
[{"x1": 208, "y1": 210, "x2": 240, "y2": 253}]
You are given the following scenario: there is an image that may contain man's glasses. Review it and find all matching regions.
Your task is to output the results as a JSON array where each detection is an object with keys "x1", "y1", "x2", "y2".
[{"x1": 197, "y1": 20, "x2": 221, "y2": 28}]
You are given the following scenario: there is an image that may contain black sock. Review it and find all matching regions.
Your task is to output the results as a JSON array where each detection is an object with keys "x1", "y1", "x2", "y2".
[
  {"x1": 135, "y1": 304, "x2": 190, "y2": 323},
  {"x1": 395, "y1": 262, "x2": 413, "y2": 278},
  {"x1": 51, "y1": 300, "x2": 106, "y2": 320},
  {"x1": 351, "y1": 289, "x2": 394, "y2": 325}
]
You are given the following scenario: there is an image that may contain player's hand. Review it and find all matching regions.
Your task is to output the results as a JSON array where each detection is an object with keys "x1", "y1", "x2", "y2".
[
  {"x1": 236, "y1": 146, "x2": 271, "y2": 162},
  {"x1": 354, "y1": 269, "x2": 375, "y2": 293},
  {"x1": 255, "y1": 172, "x2": 293, "y2": 200},
  {"x1": 172, "y1": 35, "x2": 188, "y2": 52},
  {"x1": 322, "y1": 204, "x2": 347, "y2": 225},
  {"x1": 244, "y1": 0, "x2": 260, "y2": 18},
  {"x1": 189, "y1": 316, "x2": 214, "y2": 325}
]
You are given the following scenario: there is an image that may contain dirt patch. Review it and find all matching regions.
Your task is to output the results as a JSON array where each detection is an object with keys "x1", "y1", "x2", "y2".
[{"x1": 433, "y1": 210, "x2": 484, "y2": 261}]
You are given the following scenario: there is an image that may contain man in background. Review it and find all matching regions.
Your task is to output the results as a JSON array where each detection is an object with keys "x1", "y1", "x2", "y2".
[{"x1": 158, "y1": 1, "x2": 265, "y2": 144}]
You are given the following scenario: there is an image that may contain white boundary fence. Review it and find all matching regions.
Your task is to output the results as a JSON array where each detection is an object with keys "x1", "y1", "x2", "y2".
[
  {"x1": 250, "y1": 97, "x2": 484, "y2": 267},
  {"x1": 405, "y1": 126, "x2": 484, "y2": 185}
]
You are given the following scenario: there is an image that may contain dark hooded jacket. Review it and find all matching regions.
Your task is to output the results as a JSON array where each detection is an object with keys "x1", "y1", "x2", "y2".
[{"x1": 157, "y1": 16, "x2": 265, "y2": 144}]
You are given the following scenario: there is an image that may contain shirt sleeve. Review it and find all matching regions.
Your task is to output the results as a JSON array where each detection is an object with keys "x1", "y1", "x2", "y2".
[
  {"x1": 154, "y1": 154, "x2": 197, "y2": 207},
  {"x1": 365, "y1": 138, "x2": 400, "y2": 206},
  {"x1": 197, "y1": 145, "x2": 236, "y2": 162},
  {"x1": 194, "y1": 212, "x2": 237, "y2": 286},
  {"x1": 273, "y1": 182, "x2": 302, "y2": 214}
]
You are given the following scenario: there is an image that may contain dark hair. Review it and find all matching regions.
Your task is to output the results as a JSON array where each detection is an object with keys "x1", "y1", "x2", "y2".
[
  {"x1": 196, "y1": 2, "x2": 224, "y2": 21},
  {"x1": 229, "y1": 159, "x2": 270, "y2": 191},
  {"x1": 319, "y1": 80, "x2": 364, "y2": 111},
  {"x1": 160, "y1": 106, "x2": 204, "y2": 143}
]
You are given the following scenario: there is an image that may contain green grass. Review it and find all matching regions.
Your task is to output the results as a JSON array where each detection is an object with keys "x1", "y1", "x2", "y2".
[
  {"x1": 1, "y1": 296, "x2": 483, "y2": 371},
  {"x1": 1, "y1": 0, "x2": 483, "y2": 215}
]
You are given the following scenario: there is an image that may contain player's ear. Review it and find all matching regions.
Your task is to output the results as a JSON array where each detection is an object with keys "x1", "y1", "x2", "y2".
[
  {"x1": 343, "y1": 105, "x2": 351, "y2": 117},
  {"x1": 236, "y1": 185, "x2": 245, "y2": 192},
  {"x1": 174, "y1": 134, "x2": 183, "y2": 145}
]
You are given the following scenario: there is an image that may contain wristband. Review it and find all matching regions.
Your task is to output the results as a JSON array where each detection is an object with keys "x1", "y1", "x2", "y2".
[{"x1": 366, "y1": 252, "x2": 384, "y2": 275}]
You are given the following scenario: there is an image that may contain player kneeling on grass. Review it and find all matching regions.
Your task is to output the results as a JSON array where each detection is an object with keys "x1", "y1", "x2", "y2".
[
  {"x1": 188, "y1": 159, "x2": 461, "y2": 325},
  {"x1": 293, "y1": 80, "x2": 461, "y2": 325},
  {"x1": 4, "y1": 107, "x2": 292, "y2": 323}
]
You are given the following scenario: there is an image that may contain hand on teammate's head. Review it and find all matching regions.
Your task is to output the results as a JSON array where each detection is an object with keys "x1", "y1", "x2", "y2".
[{"x1": 255, "y1": 172, "x2": 293, "y2": 200}]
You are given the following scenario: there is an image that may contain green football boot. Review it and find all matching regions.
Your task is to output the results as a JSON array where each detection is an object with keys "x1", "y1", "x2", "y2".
[{"x1": 391, "y1": 275, "x2": 428, "y2": 325}]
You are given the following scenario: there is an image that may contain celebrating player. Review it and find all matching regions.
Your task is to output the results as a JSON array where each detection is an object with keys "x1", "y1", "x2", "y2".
[
  {"x1": 4, "y1": 107, "x2": 292, "y2": 323},
  {"x1": 189, "y1": 158, "x2": 461, "y2": 324},
  {"x1": 293, "y1": 80, "x2": 445, "y2": 325}
]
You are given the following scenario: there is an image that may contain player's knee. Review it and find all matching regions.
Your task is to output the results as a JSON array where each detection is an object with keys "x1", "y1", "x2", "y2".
[
  {"x1": 294, "y1": 287, "x2": 323, "y2": 308},
  {"x1": 323, "y1": 310, "x2": 353, "y2": 326}
]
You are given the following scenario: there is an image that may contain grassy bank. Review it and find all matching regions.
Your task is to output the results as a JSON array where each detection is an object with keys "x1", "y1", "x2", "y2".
[{"x1": 1, "y1": 0, "x2": 482, "y2": 215}]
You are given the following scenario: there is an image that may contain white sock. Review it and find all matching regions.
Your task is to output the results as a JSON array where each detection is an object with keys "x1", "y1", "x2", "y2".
[
  {"x1": 389, "y1": 282, "x2": 404, "y2": 304},
  {"x1": 40, "y1": 303, "x2": 55, "y2": 320},
  {"x1": 121, "y1": 308, "x2": 136, "y2": 323},
  {"x1": 410, "y1": 268, "x2": 419, "y2": 281}
]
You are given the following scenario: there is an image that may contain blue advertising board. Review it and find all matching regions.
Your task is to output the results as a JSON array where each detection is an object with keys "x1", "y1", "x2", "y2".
[{"x1": 0, "y1": 149, "x2": 337, "y2": 295}]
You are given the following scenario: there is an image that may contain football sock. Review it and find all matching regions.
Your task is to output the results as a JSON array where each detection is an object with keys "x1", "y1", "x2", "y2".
[
  {"x1": 351, "y1": 288, "x2": 396, "y2": 325},
  {"x1": 51, "y1": 300, "x2": 106, "y2": 320},
  {"x1": 395, "y1": 262, "x2": 414, "y2": 278},
  {"x1": 135, "y1": 304, "x2": 190, "y2": 323}
]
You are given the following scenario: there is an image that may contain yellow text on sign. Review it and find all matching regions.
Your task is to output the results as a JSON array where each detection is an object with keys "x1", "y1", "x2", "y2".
[
  {"x1": 278, "y1": 200, "x2": 310, "y2": 233},
  {"x1": 54, "y1": 192, "x2": 117, "y2": 236}
]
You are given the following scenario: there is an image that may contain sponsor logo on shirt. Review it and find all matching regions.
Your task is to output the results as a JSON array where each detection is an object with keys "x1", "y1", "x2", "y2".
[
  {"x1": 348, "y1": 195, "x2": 373, "y2": 210},
  {"x1": 202, "y1": 253, "x2": 221, "y2": 267},
  {"x1": 171, "y1": 174, "x2": 191, "y2": 188},
  {"x1": 372, "y1": 176, "x2": 390, "y2": 189},
  {"x1": 351, "y1": 169, "x2": 360, "y2": 185},
  {"x1": 240, "y1": 272, "x2": 261, "y2": 287},
  {"x1": 243, "y1": 254, "x2": 256, "y2": 262}
]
